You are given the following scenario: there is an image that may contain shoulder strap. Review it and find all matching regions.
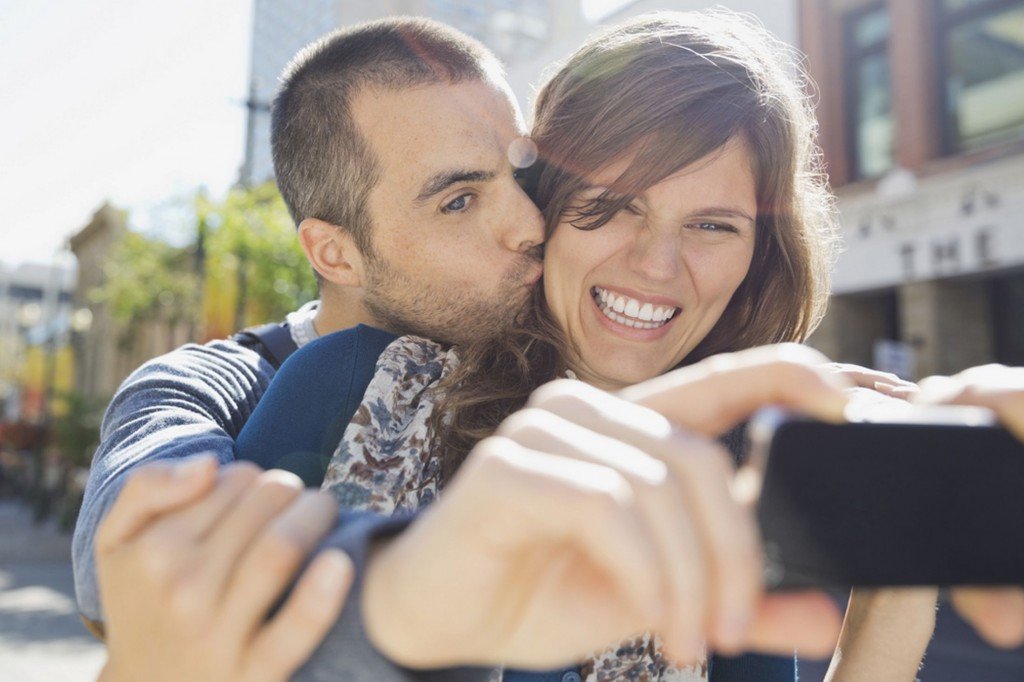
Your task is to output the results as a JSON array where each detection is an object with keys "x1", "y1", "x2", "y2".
[{"x1": 231, "y1": 321, "x2": 298, "y2": 369}]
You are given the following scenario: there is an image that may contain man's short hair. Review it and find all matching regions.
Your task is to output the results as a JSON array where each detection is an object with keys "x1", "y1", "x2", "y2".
[{"x1": 272, "y1": 17, "x2": 502, "y2": 252}]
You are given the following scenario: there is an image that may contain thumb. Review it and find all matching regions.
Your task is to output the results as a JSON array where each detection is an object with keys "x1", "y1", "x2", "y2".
[{"x1": 621, "y1": 345, "x2": 850, "y2": 436}]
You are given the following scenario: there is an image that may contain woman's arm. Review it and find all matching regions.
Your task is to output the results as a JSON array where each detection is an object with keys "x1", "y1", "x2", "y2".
[{"x1": 824, "y1": 588, "x2": 937, "y2": 682}]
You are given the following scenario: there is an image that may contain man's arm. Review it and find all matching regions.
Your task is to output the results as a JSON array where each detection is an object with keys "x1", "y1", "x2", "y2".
[{"x1": 73, "y1": 339, "x2": 274, "y2": 622}]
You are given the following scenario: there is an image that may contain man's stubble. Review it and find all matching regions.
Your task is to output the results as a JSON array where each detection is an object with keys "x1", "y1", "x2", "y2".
[{"x1": 361, "y1": 245, "x2": 543, "y2": 346}]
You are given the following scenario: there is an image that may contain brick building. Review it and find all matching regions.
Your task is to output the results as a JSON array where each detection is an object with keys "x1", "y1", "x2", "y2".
[{"x1": 801, "y1": 0, "x2": 1024, "y2": 378}]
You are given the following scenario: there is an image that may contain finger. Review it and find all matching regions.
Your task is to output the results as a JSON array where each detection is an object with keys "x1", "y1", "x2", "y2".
[
  {"x1": 471, "y1": 437, "x2": 668, "y2": 625},
  {"x1": 200, "y1": 469, "x2": 306, "y2": 597},
  {"x1": 151, "y1": 461, "x2": 264, "y2": 540},
  {"x1": 824, "y1": 363, "x2": 912, "y2": 390},
  {"x1": 96, "y1": 455, "x2": 218, "y2": 551},
  {"x1": 951, "y1": 588, "x2": 1024, "y2": 649},
  {"x1": 498, "y1": 409, "x2": 708, "y2": 660},
  {"x1": 523, "y1": 386, "x2": 760, "y2": 654},
  {"x1": 617, "y1": 344, "x2": 850, "y2": 436},
  {"x1": 224, "y1": 491, "x2": 340, "y2": 641},
  {"x1": 246, "y1": 549, "x2": 354, "y2": 682},
  {"x1": 873, "y1": 382, "x2": 919, "y2": 401},
  {"x1": 746, "y1": 592, "x2": 843, "y2": 657},
  {"x1": 917, "y1": 368, "x2": 1024, "y2": 442}
]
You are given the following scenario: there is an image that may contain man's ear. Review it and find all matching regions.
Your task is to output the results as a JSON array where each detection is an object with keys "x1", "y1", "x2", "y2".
[{"x1": 298, "y1": 218, "x2": 367, "y2": 289}]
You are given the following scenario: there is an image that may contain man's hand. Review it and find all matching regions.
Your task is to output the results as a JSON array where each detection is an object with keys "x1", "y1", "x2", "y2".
[
  {"x1": 95, "y1": 457, "x2": 353, "y2": 682},
  {"x1": 914, "y1": 364, "x2": 1024, "y2": 649},
  {"x1": 362, "y1": 344, "x2": 849, "y2": 670}
]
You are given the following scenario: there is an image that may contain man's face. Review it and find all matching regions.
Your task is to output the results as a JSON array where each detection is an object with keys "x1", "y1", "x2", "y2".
[{"x1": 351, "y1": 79, "x2": 544, "y2": 345}]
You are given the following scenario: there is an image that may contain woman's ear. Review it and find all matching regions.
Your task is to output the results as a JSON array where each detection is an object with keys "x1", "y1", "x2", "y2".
[{"x1": 298, "y1": 218, "x2": 368, "y2": 289}]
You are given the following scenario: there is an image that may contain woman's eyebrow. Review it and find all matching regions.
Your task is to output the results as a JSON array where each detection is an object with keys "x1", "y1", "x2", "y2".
[
  {"x1": 692, "y1": 206, "x2": 756, "y2": 224},
  {"x1": 415, "y1": 169, "x2": 495, "y2": 203}
]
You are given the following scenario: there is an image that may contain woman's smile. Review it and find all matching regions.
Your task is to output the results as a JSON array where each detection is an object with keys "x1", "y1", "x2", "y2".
[{"x1": 589, "y1": 285, "x2": 681, "y2": 338}]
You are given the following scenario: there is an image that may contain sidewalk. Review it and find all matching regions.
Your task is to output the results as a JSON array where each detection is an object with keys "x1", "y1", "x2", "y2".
[
  {"x1": 0, "y1": 499, "x2": 106, "y2": 681},
  {"x1": 0, "y1": 499, "x2": 74, "y2": 563}
]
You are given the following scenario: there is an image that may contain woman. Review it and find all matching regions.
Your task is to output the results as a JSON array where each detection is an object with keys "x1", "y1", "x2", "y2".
[{"x1": 240, "y1": 9, "x2": 935, "y2": 681}]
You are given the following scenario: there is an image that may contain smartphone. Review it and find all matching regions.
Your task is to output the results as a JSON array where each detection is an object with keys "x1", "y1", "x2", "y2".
[{"x1": 749, "y1": 402, "x2": 1024, "y2": 589}]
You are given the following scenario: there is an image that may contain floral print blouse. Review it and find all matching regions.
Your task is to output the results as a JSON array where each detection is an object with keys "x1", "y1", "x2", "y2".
[{"x1": 322, "y1": 335, "x2": 707, "y2": 682}]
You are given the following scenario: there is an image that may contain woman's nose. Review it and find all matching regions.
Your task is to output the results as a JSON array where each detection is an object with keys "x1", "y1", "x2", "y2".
[{"x1": 628, "y1": 229, "x2": 681, "y2": 282}]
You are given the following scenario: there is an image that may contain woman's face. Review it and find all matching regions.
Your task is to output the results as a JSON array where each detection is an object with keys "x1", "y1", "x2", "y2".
[{"x1": 543, "y1": 137, "x2": 757, "y2": 389}]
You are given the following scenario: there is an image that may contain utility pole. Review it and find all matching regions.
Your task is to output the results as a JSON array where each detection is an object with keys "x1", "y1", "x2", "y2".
[
  {"x1": 239, "y1": 78, "x2": 272, "y2": 189},
  {"x1": 233, "y1": 79, "x2": 272, "y2": 330}
]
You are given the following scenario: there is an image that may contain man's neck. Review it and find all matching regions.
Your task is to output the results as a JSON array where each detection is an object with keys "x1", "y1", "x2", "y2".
[{"x1": 312, "y1": 290, "x2": 383, "y2": 337}]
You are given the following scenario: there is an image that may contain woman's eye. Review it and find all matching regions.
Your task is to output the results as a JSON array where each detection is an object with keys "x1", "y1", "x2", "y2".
[
  {"x1": 442, "y1": 194, "x2": 473, "y2": 213},
  {"x1": 692, "y1": 221, "x2": 738, "y2": 233}
]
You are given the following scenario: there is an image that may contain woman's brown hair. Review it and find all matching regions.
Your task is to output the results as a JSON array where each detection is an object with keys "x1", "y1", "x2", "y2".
[{"x1": 431, "y1": 9, "x2": 839, "y2": 482}]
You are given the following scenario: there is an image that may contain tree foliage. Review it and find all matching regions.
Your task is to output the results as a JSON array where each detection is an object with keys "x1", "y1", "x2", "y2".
[
  {"x1": 199, "y1": 182, "x2": 316, "y2": 339},
  {"x1": 95, "y1": 230, "x2": 198, "y2": 344},
  {"x1": 95, "y1": 182, "x2": 316, "y2": 344}
]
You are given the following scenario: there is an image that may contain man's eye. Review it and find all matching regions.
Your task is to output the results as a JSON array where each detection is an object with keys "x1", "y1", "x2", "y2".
[{"x1": 442, "y1": 194, "x2": 472, "y2": 213}]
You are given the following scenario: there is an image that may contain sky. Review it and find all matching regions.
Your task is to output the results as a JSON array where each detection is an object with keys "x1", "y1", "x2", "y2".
[{"x1": 0, "y1": 0, "x2": 253, "y2": 269}]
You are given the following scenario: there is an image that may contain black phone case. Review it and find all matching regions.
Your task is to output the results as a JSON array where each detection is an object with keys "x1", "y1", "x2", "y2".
[{"x1": 755, "y1": 419, "x2": 1024, "y2": 589}]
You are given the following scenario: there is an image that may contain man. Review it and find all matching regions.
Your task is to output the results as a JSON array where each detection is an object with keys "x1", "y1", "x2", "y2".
[{"x1": 73, "y1": 15, "x2": 543, "y2": 630}]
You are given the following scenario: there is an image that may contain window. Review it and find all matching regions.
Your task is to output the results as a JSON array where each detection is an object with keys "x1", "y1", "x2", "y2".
[
  {"x1": 844, "y1": 3, "x2": 895, "y2": 180},
  {"x1": 939, "y1": 0, "x2": 1024, "y2": 152}
]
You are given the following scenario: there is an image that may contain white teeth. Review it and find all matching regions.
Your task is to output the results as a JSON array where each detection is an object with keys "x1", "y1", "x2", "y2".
[{"x1": 592, "y1": 286, "x2": 679, "y2": 330}]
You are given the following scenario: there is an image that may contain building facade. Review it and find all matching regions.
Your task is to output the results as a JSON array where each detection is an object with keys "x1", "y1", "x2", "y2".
[{"x1": 802, "y1": 0, "x2": 1024, "y2": 378}]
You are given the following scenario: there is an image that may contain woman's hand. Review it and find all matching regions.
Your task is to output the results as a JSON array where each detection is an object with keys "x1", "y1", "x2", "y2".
[
  {"x1": 362, "y1": 344, "x2": 851, "y2": 670},
  {"x1": 822, "y1": 362, "x2": 919, "y2": 400}
]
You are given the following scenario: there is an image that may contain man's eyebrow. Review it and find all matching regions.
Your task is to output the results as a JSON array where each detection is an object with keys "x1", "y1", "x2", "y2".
[{"x1": 415, "y1": 169, "x2": 496, "y2": 203}]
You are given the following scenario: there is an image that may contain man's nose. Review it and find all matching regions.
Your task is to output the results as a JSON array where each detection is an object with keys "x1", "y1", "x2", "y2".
[{"x1": 499, "y1": 180, "x2": 545, "y2": 253}]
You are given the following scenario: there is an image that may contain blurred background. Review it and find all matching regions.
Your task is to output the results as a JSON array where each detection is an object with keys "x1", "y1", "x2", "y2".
[{"x1": 1, "y1": 0, "x2": 1022, "y2": 679}]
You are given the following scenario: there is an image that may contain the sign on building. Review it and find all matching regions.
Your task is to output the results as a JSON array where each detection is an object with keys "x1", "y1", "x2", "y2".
[{"x1": 832, "y1": 154, "x2": 1024, "y2": 294}]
